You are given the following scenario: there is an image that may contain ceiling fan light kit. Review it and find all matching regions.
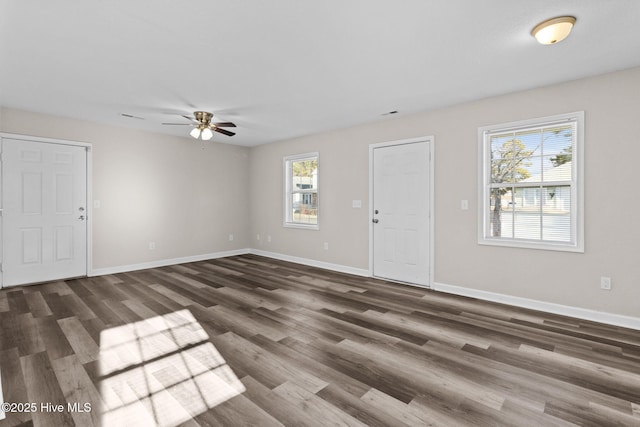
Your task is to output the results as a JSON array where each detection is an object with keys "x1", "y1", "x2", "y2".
[
  {"x1": 163, "y1": 110, "x2": 237, "y2": 140},
  {"x1": 532, "y1": 16, "x2": 576, "y2": 45}
]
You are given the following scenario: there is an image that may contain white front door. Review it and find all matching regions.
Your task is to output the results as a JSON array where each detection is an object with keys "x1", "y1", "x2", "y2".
[
  {"x1": 2, "y1": 138, "x2": 88, "y2": 287},
  {"x1": 372, "y1": 140, "x2": 430, "y2": 286}
]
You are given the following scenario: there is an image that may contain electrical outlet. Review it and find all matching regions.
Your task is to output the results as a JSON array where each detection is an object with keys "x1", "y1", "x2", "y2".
[
  {"x1": 229, "y1": 234, "x2": 234, "y2": 241},
  {"x1": 256, "y1": 234, "x2": 260, "y2": 241},
  {"x1": 600, "y1": 276, "x2": 611, "y2": 290},
  {"x1": 323, "y1": 242, "x2": 329, "y2": 250},
  {"x1": 149, "y1": 242, "x2": 156, "y2": 250},
  {"x1": 267, "y1": 235, "x2": 272, "y2": 243}
]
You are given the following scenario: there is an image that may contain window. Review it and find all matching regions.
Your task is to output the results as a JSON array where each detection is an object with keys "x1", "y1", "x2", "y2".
[
  {"x1": 284, "y1": 153, "x2": 319, "y2": 229},
  {"x1": 478, "y1": 112, "x2": 584, "y2": 252}
]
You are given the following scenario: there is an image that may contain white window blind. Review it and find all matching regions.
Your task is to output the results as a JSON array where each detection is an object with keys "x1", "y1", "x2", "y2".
[{"x1": 478, "y1": 112, "x2": 584, "y2": 252}]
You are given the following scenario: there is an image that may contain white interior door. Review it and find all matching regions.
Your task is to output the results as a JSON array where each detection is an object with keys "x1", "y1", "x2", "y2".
[
  {"x1": 2, "y1": 138, "x2": 88, "y2": 287},
  {"x1": 372, "y1": 140, "x2": 430, "y2": 286}
]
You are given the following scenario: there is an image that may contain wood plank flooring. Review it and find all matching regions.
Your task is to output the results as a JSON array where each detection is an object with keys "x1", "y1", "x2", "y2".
[{"x1": 0, "y1": 254, "x2": 639, "y2": 426}]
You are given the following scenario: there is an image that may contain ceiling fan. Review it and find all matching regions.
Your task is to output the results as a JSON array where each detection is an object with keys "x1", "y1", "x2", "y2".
[{"x1": 162, "y1": 111, "x2": 236, "y2": 140}]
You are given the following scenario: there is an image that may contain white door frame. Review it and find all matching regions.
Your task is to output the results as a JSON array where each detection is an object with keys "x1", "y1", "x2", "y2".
[
  {"x1": 368, "y1": 136, "x2": 434, "y2": 287},
  {"x1": 0, "y1": 133, "x2": 93, "y2": 287}
]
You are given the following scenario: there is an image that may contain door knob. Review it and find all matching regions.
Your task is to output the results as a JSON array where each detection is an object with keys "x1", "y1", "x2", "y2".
[
  {"x1": 374, "y1": 209, "x2": 379, "y2": 214},
  {"x1": 79, "y1": 207, "x2": 85, "y2": 212},
  {"x1": 79, "y1": 215, "x2": 85, "y2": 220},
  {"x1": 372, "y1": 218, "x2": 379, "y2": 223}
]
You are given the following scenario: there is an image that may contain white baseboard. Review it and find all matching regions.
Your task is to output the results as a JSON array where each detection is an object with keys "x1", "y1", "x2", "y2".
[
  {"x1": 248, "y1": 249, "x2": 370, "y2": 277},
  {"x1": 89, "y1": 249, "x2": 250, "y2": 276},
  {"x1": 433, "y1": 282, "x2": 640, "y2": 331}
]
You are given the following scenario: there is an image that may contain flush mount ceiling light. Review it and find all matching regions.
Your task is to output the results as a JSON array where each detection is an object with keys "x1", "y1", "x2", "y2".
[
  {"x1": 532, "y1": 16, "x2": 576, "y2": 45},
  {"x1": 162, "y1": 111, "x2": 236, "y2": 140}
]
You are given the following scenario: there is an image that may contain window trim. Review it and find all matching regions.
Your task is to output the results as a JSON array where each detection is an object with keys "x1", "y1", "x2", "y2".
[
  {"x1": 283, "y1": 152, "x2": 319, "y2": 230},
  {"x1": 477, "y1": 112, "x2": 584, "y2": 252}
]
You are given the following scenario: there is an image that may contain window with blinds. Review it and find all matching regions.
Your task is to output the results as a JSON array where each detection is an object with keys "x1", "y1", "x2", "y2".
[{"x1": 478, "y1": 112, "x2": 584, "y2": 252}]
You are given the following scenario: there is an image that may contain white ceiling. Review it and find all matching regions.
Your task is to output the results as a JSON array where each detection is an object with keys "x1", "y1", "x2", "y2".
[{"x1": 2, "y1": 1, "x2": 639, "y2": 146}]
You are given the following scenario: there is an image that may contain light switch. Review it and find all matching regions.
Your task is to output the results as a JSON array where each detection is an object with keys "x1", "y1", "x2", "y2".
[
  {"x1": 461, "y1": 200, "x2": 469, "y2": 210},
  {"x1": 94, "y1": 200, "x2": 101, "y2": 209}
]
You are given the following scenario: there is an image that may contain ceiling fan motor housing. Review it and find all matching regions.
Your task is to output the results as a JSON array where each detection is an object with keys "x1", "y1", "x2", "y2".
[
  {"x1": 194, "y1": 111, "x2": 213, "y2": 125},
  {"x1": 162, "y1": 111, "x2": 236, "y2": 137}
]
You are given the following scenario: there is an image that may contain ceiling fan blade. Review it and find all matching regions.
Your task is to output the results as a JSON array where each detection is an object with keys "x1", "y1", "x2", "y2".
[
  {"x1": 162, "y1": 123, "x2": 193, "y2": 126},
  {"x1": 212, "y1": 122, "x2": 236, "y2": 128},
  {"x1": 213, "y1": 127, "x2": 236, "y2": 137},
  {"x1": 181, "y1": 115, "x2": 196, "y2": 122}
]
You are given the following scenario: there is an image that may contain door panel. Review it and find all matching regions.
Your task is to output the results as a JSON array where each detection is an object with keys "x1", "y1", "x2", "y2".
[
  {"x1": 373, "y1": 141, "x2": 429, "y2": 285},
  {"x1": 2, "y1": 138, "x2": 88, "y2": 287},
  {"x1": 55, "y1": 172, "x2": 74, "y2": 213},
  {"x1": 22, "y1": 228, "x2": 43, "y2": 263},
  {"x1": 22, "y1": 172, "x2": 43, "y2": 214},
  {"x1": 55, "y1": 226, "x2": 75, "y2": 260}
]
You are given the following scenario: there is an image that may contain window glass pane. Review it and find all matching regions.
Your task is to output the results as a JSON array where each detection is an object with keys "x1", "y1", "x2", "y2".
[
  {"x1": 490, "y1": 133, "x2": 514, "y2": 159},
  {"x1": 543, "y1": 155, "x2": 572, "y2": 182},
  {"x1": 491, "y1": 136, "x2": 541, "y2": 184},
  {"x1": 514, "y1": 155, "x2": 541, "y2": 183},
  {"x1": 542, "y1": 185, "x2": 571, "y2": 214},
  {"x1": 292, "y1": 191, "x2": 317, "y2": 224},
  {"x1": 490, "y1": 134, "x2": 513, "y2": 183},
  {"x1": 543, "y1": 213, "x2": 571, "y2": 242},
  {"x1": 292, "y1": 159, "x2": 317, "y2": 191},
  {"x1": 514, "y1": 128, "x2": 542, "y2": 156},
  {"x1": 542, "y1": 125, "x2": 572, "y2": 184},
  {"x1": 491, "y1": 160, "x2": 513, "y2": 183},
  {"x1": 288, "y1": 192, "x2": 296, "y2": 222},
  {"x1": 543, "y1": 125, "x2": 572, "y2": 157},
  {"x1": 489, "y1": 187, "x2": 513, "y2": 238},
  {"x1": 513, "y1": 187, "x2": 541, "y2": 240},
  {"x1": 542, "y1": 185, "x2": 571, "y2": 242}
]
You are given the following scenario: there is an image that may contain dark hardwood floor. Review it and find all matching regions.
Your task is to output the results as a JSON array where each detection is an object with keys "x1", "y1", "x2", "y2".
[{"x1": 0, "y1": 254, "x2": 639, "y2": 426}]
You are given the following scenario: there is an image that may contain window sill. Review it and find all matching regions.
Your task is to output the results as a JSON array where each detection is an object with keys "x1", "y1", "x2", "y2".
[
  {"x1": 283, "y1": 222, "x2": 319, "y2": 231},
  {"x1": 478, "y1": 238, "x2": 584, "y2": 253}
]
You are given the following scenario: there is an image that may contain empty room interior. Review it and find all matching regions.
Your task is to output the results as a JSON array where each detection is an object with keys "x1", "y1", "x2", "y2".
[{"x1": 1, "y1": 1, "x2": 640, "y2": 426}]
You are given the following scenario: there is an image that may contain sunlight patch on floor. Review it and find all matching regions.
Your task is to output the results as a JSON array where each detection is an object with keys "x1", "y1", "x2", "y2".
[{"x1": 98, "y1": 309, "x2": 245, "y2": 426}]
